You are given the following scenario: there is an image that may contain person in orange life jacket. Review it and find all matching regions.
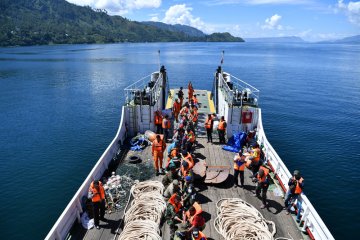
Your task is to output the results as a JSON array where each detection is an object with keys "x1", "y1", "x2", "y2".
[
  {"x1": 183, "y1": 205, "x2": 206, "y2": 232},
  {"x1": 249, "y1": 142, "x2": 262, "y2": 177},
  {"x1": 204, "y1": 114, "x2": 213, "y2": 143},
  {"x1": 178, "y1": 87, "x2": 184, "y2": 107},
  {"x1": 180, "y1": 104, "x2": 189, "y2": 118},
  {"x1": 152, "y1": 134, "x2": 166, "y2": 176},
  {"x1": 191, "y1": 228, "x2": 207, "y2": 240},
  {"x1": 284, "y1": 170, "x2": 304, "y2": 217},
  {"x1": 173, "y1": 98, "x2": 181, "y2": 123},
  {"x1": 185, "y1": 127, "x2": 196, "y2": 153},
  {"x1": 191, "y1": 94, "x2": 199, "y2": 108},
  {"x1": 154, "y1": 110, "x2": 163, "y2": 134},
  {"x1": 233, "y1": 149, "x2": 246, "y2": 188},
  {"x1": 217, "y1": 116, "x2": 227, "y2": 144},
  {"x1": 165, "y1": 193, "x2": 183, "y2": 240},
  {"x1": 166, "y1": 140, "x2": 180, "y2": 168},
  {"x1": 189, "y1": 107, "x2": 198, "y2": 130},
  {"x1": 88, "y1": 180, "x2": 106, "y2": 229},
  {"x1": 253, "y1": 166, "x2": 270, "y2": 209},
  {"x1": 188, "y1": 82, "x2": 194, "y2": 100},
  {"x1": 162, "y1": 115, "x2": 171, "y2": 143}
]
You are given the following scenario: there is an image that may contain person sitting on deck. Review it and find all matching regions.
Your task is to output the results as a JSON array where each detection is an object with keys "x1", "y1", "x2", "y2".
[
  {"x1": 191, "y1": 94, "x2": 199, "y2": 108},
  {"x1": 233, "y1": 149, "x2": 246, "y2": 188},
  {"x1": 204, "y1": 114, "x2": 213, "y2": 143},
  {"x1": 188, "y1": 82, "x2": 194, "y2": 100},
  {"x1": 152, "y1": 134, "x2": 166, "y2": 176},
  {"x1": 165, "y1": 193, "x2": 184, "y2": 240},
  {"x1": 185, "y1": 127, "x2": 196, "y2": 152},
  {"x1": 173, "y1": 98, "x2": 181, "y2": 123},
  {"x1": 189, "y1": 107, "x2": 198, "y2": 130},
  {"x1": 191, "y1": 228, "x2": 207, "y2": 240},
  {"x1": 217, "y1": 116, "x2": 227, "y2": 144},
  {"x1": 167, "y1": 140, "x2": 180, "y2": 167},
  {"x1": 252, "y1": 166, "x2": 270, "y2": 209},
  {"x1": 164, "y1": 179, "x2": 181, "y2": 201},
  {"x1": 154, "y1": 110, "x2": 163, "y2": 134},
  {"x1": 180, "y1": 104, "x2": 189, "y2": 118},
  {"x1": 162, "y1": 162, "x2": 180, "y2": 188},
  {"x1": 173, "y1": 128, "x2": 185, "y2": 145},
  {"x1": 182, "y1": 176, "x2": 196, "y2": 209},
  {"x1": 162, "y1": 115, "x2": 171, "y2": 143},
  {"x1": 178, "y1": 87, "x2": 184, "y2": 107},
  {"x1": 180, "y1": 161, "x2": 194, "y2": 187},
  {"x1": 182, "y1": 203, "x2": 206, "y2": 232},
  {"x1": 284, "y1": 170, "x2": 304, "y2": 220},
  {"x1": 88, "y1": 180, "x2": 106, "y2": 229}
]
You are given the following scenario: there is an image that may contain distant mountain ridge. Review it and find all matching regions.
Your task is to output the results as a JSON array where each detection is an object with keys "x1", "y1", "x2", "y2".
[
  {"x1": 142, "y1": 21, "x2": 206, "y2": 37},
  {"x1": 319, "y1": 35, "x2": 360, "y2": 44},
  {"x1": 0, "y1": 0, "x2": 243, "y2": 46},
  {"x1": 244, "y1": 36, "x2": 305, "y2": 43}
]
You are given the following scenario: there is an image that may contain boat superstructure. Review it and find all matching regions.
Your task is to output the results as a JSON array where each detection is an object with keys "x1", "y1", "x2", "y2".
[{"x1": 46, "y1": 66, "x2": 334, "y2": 240}]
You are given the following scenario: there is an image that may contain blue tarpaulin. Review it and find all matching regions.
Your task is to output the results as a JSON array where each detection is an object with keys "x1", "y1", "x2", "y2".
[{"x1": 222, "y1": 132, "x2": 247, "y2": 152}]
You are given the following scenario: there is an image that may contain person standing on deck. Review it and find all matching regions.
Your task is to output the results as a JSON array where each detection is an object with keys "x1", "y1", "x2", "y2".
[
  {"x1": 88, "y1": 180, "x2": 106, "y2": 229},
  {"x1": 233, "y1": 150, "x2": 246, "y2": 188},
  {"x1": 217, "y1": 116, "x2": 227, "y2": 144},
  {"x1": 152, "y1": 134, "x2": 166, "y2": 176},
  {"x1": 204, "y1": 114, "x2": 213, "y2": 143},
  {"x1": 173, "y1": 98, "x2": 181, "y2": 123},
  {"x1": 188, "y1": 82, "x2": 194, "y2": 101},
  {"x1": 249, "y1": 143, "x2": 262, "y2": 177},
  {"x1": 154, "y1": 110, "x2": 163, "y2": 134},
  {"x1": 162, "y1": 115, "x2": 171, "y2": 143},
  {"x1": 253, "y1": 166, "x2": 270, "y2": 209},
  {"x1": 284, "y1": 170, "x2": 304, "y2": 218},
  {"x1": 178, "y1": 87, "x2": 184, "y2": 107}
]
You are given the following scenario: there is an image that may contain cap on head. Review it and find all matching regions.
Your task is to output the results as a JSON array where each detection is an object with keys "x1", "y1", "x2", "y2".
[
  {"x1": 173, "y1": 179, "x2": 179, "y2": 186},
  {"x1": 192, "y1": 228, "x2": 199, "y2": 237},
  {"x1": 258, "y1": 168, "x2": 264, "y2": 177},
  {"x1": 294, "y1": 170, "x2": 300, "y2": 177},
  {"x1": 182, "y1": 161, "x2": 189, "y2": 168},
  {"x1": 185, "y1": 176, "x2": 192, "y2": 182}
]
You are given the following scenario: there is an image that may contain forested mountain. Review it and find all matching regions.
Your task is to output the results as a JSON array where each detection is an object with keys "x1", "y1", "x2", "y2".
[
  {"x1": 0, "y1": 0, "x2": 244, "y2": 46},
  {"x1": 142, "y1": 21, "x2": 206, "y2": 37}
]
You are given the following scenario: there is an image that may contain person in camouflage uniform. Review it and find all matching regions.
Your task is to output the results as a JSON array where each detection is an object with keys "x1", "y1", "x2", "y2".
[{"x1": 165, "y1": 194, "x2": 183, "y2": 240}]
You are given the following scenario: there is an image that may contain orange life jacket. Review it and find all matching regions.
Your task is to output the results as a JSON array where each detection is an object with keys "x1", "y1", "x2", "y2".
[
  {"x1": 251, "y1": 147, "x2": 261, "y2": 163},
  {"x1": 191, "y1": 96, "x2": 198, "y2": 104},
  {"x1": 191, "y1": 112, "x2": 198, "y2": 122},
  {"x1": 89, "y1": 181, "x2": 105, "y2": 202},
  {"x1": 192, "y1": 231, "x2": 207, "y2": 240},
  {"x1": 234, "y1": 155, "x2": 246, "y2": 171},
  {"x1": 162, "y1": 119, "x2": 171, "y2": 129},
  {"x1": 173, "y1": 101, "x2": 181, "y2": 113},
  {"x1": 218, "y1": 120, "x2": 226, "y2": 130},
  {"x1": 188, "y1": 130, "x2": 196, "y2": 143},
  {"x1": 168, "y1": 194, "x2": 182, "y2": 213},
  {"x1": 152, "y1": 139, "x2": 165, "y2": 152},
  {"x1": 154, "y1": 112, "x2": 162, "y2": 125},
  {"x1": 186, "y1": 202, "x2": 202, "y2": 222},
  {"x1": 294, "y1": 177, "x2": 304, "y2": 194},
  {"x1": 180, "y1": 107, "x2": 189, "y2": 116},
  {"x1": 257, "y1": 166, "x2": 269, "y2": 183},
  {"x1": 205, "y1": 117, "x2": 212, "y2": 129}
]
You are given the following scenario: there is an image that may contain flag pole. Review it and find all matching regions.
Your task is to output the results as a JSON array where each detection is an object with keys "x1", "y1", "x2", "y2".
[
  {"x1": 220, "y1": 50, "x2": 225, "y2": 66},
  {"x1": 158, "y1": 50, "x2": 161, "y2": 70}
]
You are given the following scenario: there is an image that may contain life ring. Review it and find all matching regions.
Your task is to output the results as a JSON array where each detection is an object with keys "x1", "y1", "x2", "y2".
[{"x1": 128, "y1": 155, "x2": 142, "y2": 164}]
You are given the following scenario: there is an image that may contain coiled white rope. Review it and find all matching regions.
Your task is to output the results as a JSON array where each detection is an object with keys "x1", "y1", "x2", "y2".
[
  {"x1": 118, "y1": 180, "x2": 166, "y2": 240},
  {"x1": 214, "y1": 198, "x2": 276, "y2": 240}
]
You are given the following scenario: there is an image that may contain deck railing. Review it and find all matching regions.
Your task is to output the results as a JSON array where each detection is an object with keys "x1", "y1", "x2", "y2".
[
  {"x1": 124, "y1": 71, "x2": 163, "y2": 106},
  {"x1": 45, "y1": 107, "x2": 128, "y2": 240},
  {"x1": 219, "y1": 72, "x2": 260, "y2": 106},
  {"x1": 256, "y1": 108, "x2": 334, "y2": 240}
]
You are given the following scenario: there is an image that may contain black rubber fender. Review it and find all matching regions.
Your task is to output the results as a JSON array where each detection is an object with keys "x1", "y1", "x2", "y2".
[{"x1": 128, "y1": 155, "x2": 142, "y2": 164}]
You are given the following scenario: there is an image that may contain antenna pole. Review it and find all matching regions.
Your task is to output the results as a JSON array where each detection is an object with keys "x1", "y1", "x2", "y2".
[{"x1": 220, "y1": 50, "x2": 225, "y2": 66}]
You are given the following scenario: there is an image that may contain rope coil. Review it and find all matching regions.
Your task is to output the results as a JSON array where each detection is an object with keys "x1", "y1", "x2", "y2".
[
  {"x1": 214, "y1": 198, "x2": 276, "y2": 240},
  {"x1": 118, "y1": 180, "x2": 165, "y2": 240}
]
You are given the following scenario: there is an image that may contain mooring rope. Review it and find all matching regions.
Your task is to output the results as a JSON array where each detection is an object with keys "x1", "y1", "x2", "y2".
[
  {"x1": 214, "y1": 198, "x2": 276, "y2": 240},
  {"x1": 117, "y1": 180, "x2": 165, "y2": 240}
]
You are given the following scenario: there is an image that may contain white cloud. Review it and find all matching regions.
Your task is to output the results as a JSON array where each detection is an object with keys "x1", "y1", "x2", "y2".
[
  {"x1": 161, "y1": 4, "x2": 212, "y2": 33},
  {"x1": 261, "y1": 14, "x2": 283, "y2": 30},
  {"x1": 206, "y1": 0, "x2": 313, "y2": 6},
  {"x1": 336, "y1": 0, "x2": 360, "y2": 26},
  {"x1": 66, "y1": 0, "x2": 161, "y2": 15}
]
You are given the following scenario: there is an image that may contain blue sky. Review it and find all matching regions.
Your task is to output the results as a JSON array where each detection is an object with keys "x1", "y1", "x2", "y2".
[{"x1": 66, "y1": 0, "x2": 360, "y2": 41}]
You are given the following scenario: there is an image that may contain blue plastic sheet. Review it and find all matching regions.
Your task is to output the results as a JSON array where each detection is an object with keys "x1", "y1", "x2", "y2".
[{"x1": 222, "y1": 132, "x2": 247, "y2": 152}]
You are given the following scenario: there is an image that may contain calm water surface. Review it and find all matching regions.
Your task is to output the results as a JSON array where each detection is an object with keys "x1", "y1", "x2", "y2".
[{"x1": 0, "y1": 42, "x2": 359, "y2": 239}]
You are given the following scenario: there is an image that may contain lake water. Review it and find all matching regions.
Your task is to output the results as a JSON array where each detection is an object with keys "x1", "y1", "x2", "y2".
[{"x1": 0, "y1": 42, "x2": 359, "y2": 239}]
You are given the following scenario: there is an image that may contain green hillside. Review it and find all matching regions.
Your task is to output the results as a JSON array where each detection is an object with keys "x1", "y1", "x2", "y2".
[{"x1": 0, "y1": 0, "x2": 244, "y2": 46}]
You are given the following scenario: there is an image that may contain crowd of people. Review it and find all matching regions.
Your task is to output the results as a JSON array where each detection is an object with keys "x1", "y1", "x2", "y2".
[{"x1": 86, "y1": 82, "x2": 304, "y2": 237}]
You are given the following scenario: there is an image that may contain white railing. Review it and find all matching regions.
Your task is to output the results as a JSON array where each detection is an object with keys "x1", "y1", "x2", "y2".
[
  {"x1": 256, "y1": 108, "x2": 334, "y2": 240},
  {"x1": 45, "y1": 106, "x2": 128, "y2": 240}
]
